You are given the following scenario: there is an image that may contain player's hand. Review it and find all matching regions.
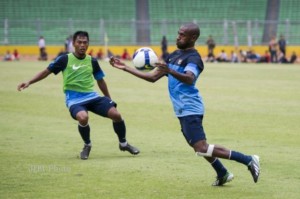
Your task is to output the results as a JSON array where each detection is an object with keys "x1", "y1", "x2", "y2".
[
  {"x1": 155, "y1": 62, "x2": 170, "y2": 73},
  {"x1": 109, "y1": 57, "x2": 126, "y2": 70},
  {"x1": 17, "y1": 82, "x2": 30, "y2": 91}
]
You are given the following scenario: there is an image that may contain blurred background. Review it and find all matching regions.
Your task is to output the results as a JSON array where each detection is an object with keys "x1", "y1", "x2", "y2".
[{"x1": 0, "y1": 0, "x2": 299, "y2": 59}]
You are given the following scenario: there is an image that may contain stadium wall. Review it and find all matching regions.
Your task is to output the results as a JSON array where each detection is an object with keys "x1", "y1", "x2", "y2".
[{"x1": 0, "y1": 45, "x2": 299, "y2": 60}]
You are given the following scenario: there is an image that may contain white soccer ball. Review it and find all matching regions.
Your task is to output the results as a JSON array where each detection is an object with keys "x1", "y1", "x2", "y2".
[{"x1": 132, "y1": 47, "x2": 158, "y2": 70}]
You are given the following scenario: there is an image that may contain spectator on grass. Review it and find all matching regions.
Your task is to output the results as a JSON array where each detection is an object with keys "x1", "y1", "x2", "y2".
[
  {"x1": 38, "y1": 36, "x2": 46, "y2": 60},
  {"x1": 278, "y1": 52, "x2": 289, "y2": 64},
  {"x1": 38, "y1": 48, "x2": 48, "y2": 61},
  {"x1": 239, "y1": 50, "x2": 247, "y2": 63},
  {"x1": 230, "y1": 51, "x2": 238, "y2": 63},
  {"x1": 289, "y1": 51, "x2": 297, "y2": 64},
  {"x1": 161, "y1": 36, "x2": 169, "y2": 62},
  {"x1": 246, "y1": 50, "x2": 260, "y2": 63},
  {"x1": 13, "y1": 49, "x2": 20, "y2": 61},
  {"x1": 3, "y1": 50, "x2": 13, "y2": 61},
  {"x1": 206, "y1": 35, "x2": 216, "y2": 56},
  {"x1": 269, "y1": 36, "x2": 278, "y2": 63},
  {"x1": 257, "y1": 50, "x2": 270, "y2": 63},
  {"x1": 278, "y1": 35, "x2": 286, "y2": 56},
  {"x1": 88, "y1": 49, "x2": 94, "y2": 58},
  {"x1": 216, "y1": 50, "x2": 228, "y2": 62},
  {"x1": 206, "y1": 52, "x2": 215, "y2": 62},
  {"x1": 121, "y1": 48, "x2": 131, "y2": 60},
  {"x1": 64, "y1": 37, "x2": 70, "y2": 52},
  {"x1": 96, "y1": 49, "x2": 103, "y2": 60},
  {"x1": 67, "y1": 35, "x2": 74, "y2": 53}
]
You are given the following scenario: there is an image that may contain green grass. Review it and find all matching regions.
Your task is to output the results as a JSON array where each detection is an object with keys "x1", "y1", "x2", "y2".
[{"x1": 1, "y1": 61, "x2": 300, "y2": 199}]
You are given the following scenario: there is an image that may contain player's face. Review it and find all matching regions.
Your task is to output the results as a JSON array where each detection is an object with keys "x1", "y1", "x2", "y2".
[
  {"x1": 73, "y1": 36, "x2": 89, "y2": 56},
  {"x1": 176, "y1": 26, "x2": 194, "y2": 49}
]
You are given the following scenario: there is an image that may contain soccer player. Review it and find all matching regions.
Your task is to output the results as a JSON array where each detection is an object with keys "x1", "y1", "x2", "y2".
[
  {"x1": 17, "y1": 31, "x2": 139, "y2": 160},
  {"x1": 109, "y1": 23, "x2": 260, "y2": 186}
]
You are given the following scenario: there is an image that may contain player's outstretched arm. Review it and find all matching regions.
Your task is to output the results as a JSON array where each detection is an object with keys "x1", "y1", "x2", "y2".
[
  {"x1": 109, "y1": 57, "x2": 165, "y2": 83},
  {"x1": 17, "y1": 68, "x2": 52, "y2": 91}
]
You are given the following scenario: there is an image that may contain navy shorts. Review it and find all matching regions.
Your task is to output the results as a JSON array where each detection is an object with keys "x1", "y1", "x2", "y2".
[
  {"x1": 178, "y1": 115, "x2": 206, "y2": 146},
  {"x1": 69, "y1": 97, "x2": 117, "y2": 120}
]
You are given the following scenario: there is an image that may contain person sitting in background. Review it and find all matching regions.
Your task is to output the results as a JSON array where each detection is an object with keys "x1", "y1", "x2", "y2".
[
  {"x1": 96, "y1": 49, "x2": 103, "y2": 60},
  {"x1": 38, "y1": 48, "x2": 48, "y2": 61},
  {"x1": 216, "y1": 50, "x2": 228, "y2": 62},
  {"x1": 246, "y1": 50, "x2": 260, "y2": 63},
  {"x1": 121, "y1": 48, "x2": 131, "y2": 60},
  {"x1": 3, "y1": 50, "x2": 13, "y2": 61},
  {"x1": 13, "y1": 49, "x2": 20, "y2": 61},
  {"x1": 230, "y1": 51, "x2": 238, "y2": 63},
  {"x1": 206, "y1": 52, "x2": 215, "y2": 62},
  {"x1": 278, "y1": 52, "x2": 289, "y2": 64},
  {"x1": 239, "y1": 50, "x2": 247, "y2": 63},
  {"x1": 262, "y1": 50, "x2": 270, "y2": 63},
  {"x1": 88, "y1": 49, "x2": 94, "y2": 57},
  {"x1": 289, "y1": 52, "x2": 297, "y2": 64}
]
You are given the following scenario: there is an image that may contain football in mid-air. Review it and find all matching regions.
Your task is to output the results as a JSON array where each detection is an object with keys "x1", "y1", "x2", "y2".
[{"x1": 132, "y1": 47, "x2": 158, "y2": 70}]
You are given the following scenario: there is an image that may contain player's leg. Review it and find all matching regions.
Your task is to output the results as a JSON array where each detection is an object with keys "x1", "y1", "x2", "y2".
[
  {"x1": 69, "y1": 103, "x2": 91, "y2": 160},
  {"x1": 189, "y1": 120, "x2": 260, "y2": 183},
  {"x1": 179, "y1": 115, "x2": 233, "y2": 186},
  {"x1": 107, "y1": 107, "x2": 140, "y2": 155},
  {"x1": 196, "y1": 141, "x2": 260, "y2": 183},
  {"x1": 89, "y1": 97, "x2": 139, "y2": 155}
]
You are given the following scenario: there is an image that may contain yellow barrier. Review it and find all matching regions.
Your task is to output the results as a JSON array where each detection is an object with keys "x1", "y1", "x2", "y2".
[{"x1": 0, "y1": 45, "x2": 299, "y2": 59}]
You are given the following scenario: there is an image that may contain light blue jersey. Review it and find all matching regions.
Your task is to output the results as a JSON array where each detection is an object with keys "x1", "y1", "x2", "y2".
[{"x1": 166, "y1": 49, "x2": 204, "y2": 117}]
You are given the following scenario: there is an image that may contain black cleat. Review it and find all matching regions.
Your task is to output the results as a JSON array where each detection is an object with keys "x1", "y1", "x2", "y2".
[
  {"x1": 119, "y1": 143, "x2": 140, "y2": 155},
  {"x1": 248, "y1": 155, "x2": 260, "y2": 183},
  {"x1": 80, "y1": 144, "x2": 91, "y2": 160}
]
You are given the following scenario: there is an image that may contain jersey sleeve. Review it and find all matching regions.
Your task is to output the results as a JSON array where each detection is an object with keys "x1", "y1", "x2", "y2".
[
  {"x1": 47, "y1": 54, "x2": 68, "y2": 75},
  {"x1": 92, "y1": 58, "x2": 105, "y2": 80},
  {"x1": 184, "y1": 54, "x2": 204, "y2": 76}
]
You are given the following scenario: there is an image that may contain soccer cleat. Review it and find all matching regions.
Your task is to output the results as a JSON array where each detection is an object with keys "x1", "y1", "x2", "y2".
[
  {"x1": 248, "y1": 155, "x2": 260, "y2": 183},
  {"x1": 212, "y1": 172, "x2": 234, "y2": 186},
  {"x1": 80, "y1": 144, "x2": 92, "y2": 160},
  {"x1": 119, "y1": 143, "x2": 140, "y2": 155}
]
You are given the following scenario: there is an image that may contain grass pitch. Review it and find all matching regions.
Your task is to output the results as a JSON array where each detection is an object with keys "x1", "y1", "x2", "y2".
[{"x1": 1, "y1": 60, "x2": 300, "y2": 199}]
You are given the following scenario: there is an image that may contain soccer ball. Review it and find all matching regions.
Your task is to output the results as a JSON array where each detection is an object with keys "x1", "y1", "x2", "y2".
[{"x1": 132, "y1": 47, "x2": 158, "y2": 70}]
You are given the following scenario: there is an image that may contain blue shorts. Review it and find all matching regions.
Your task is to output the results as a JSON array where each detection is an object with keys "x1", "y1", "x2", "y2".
[
  {"x1": 69, "y1": 97, "x2": 117, "y2": 120},
  {"x1": 178, "y1": 115, "x2": 206, "y2": 146}
]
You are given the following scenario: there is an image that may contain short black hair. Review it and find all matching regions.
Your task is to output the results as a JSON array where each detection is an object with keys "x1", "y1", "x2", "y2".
[{"x1": 73, "y1": 31, "x2": 89, "y2": 42}]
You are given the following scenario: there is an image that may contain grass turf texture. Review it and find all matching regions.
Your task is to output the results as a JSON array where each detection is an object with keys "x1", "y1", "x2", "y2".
[{"x1": 1, "y1": 61, "x2": 300, "y2": 199}]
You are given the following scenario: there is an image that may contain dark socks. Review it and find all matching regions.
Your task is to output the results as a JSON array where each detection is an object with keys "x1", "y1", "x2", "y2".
[
  {"x1": 211, "y1": 158, "x2": 228, "y2": 177},
  {"x1": 113, "y1": 120, "x2": 126, "y2": 143},
  {"x1": 230, "y1": 151, "x2": 252, "y2": 165},
  {"x1": 78, "y1": 124, "x2": 91, "y2": 145}
]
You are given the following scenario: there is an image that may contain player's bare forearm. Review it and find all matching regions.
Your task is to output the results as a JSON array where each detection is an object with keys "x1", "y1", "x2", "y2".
[
  {"x1": 97, "y1": 79, "x2": 111, "y2": 98},
  {"x1": 156, "y1": 63, "x2": 194, "y2": 85},
  {"x1": 110, "y1": 57, "x2": 164, "y2": 83},
  {"x1": 17, "y1": 68, "x2": 51, "y2": 91}
]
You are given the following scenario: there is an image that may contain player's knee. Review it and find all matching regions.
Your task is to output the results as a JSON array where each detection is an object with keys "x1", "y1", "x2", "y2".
[
  {"x1": 107, "y1": 108, "x2": 122, "y2": 122},
  {"x1": 195, "y1": 144, "x2": 215, "y2": 157},
  {"x1": 76, "y1": 111, "x2": 89, "y2": 125}
]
